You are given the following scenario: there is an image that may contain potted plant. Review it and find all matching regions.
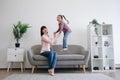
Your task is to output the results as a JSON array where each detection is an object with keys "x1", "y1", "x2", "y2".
[
  {"x1": 13, "y1": 21, "x2": 31, "y2": 48},
  {"x1": 90, "y1": 19, "x2": 100, "y2": 35}
]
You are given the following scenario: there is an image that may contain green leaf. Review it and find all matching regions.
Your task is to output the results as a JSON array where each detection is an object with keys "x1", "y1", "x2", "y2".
[
  {"x1": 90, "y1": 19, "x2": 100, "y2": 27},
  {"x1": 12, "y1": 21, "x2": 31, "y2": 42}
]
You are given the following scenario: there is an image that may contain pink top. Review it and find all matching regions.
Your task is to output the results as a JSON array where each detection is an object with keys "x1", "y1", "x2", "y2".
[
  {"x1": 56, "y1": 21, "x2": 72, "y2": 34},
  {"x1": 40, "y1": 34, "x2": 52, "y2": 53}
]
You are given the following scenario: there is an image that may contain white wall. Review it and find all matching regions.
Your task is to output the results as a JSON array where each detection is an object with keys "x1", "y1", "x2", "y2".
[{"x1": 0, "y1": 0, "x2": 120, "y2": 68}]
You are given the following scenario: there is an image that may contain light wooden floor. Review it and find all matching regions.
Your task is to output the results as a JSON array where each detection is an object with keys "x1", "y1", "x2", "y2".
[{"x1": 0, "y1": 68, "x2": 120, "y2": 80}]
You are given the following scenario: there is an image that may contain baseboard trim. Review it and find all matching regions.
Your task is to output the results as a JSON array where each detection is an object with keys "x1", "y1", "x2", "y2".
[
  {"x1": 0, "y1": 68, "x2": 32, "y2": 70},
  {"x1": 0, "y1": 67, "x2": 89, "y2": 70}
]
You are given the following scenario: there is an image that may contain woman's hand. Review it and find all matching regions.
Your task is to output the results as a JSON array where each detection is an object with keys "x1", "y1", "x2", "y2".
[
  {"x1": 56, "y1": 33, "x2": 60, "y2": 38},
  {"x1": 53, "y1": 32, "x2": 61, "y2": 44},
  {"x1": 54, "y1": 32, "x2": 56, "y2": 34},
  {"x1": 54, "y1": 32, "x2": 60, "y2": 38}
]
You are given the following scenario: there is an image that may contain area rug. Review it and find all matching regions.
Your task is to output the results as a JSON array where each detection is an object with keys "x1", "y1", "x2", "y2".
[{"x1": 3, "y1": 73, "x2": 115, "y2": 80}]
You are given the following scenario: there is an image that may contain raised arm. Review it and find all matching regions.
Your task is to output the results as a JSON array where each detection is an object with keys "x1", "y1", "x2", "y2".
[
  {"x1": 56, "y1": 23, "x2": 64, "y2": 34},
  {"x1": 42, "y1": 35, "x2": 52, "y2": 44}
]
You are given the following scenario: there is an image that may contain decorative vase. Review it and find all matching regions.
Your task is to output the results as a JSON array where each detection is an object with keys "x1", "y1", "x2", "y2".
[{"x1": 15, "y1": 43, "x2": 20, "y2": 48}]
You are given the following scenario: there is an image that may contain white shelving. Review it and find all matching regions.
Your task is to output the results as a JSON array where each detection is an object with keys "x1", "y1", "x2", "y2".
[{"x1": 87, "y1": 24, "x2": 115, "y2": 72}]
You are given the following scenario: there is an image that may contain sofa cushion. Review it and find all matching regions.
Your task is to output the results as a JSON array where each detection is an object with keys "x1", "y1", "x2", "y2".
[
  {"x1": 33, "y1": 54, "x2": 85, "y2": 61},
  {"x1": 33, "y1": 55, "x2": 48, "y2": 61},
  {"x1": 57, "y1": 55, "x2": 85, "y2": 61},
  {"x1": 52, "y1": 45, "x2": 84, "y2": 54}
]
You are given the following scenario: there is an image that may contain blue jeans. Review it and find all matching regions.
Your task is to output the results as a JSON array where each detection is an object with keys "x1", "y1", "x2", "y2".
[
  {"x1": 63, "y1": 32, "x2": 71, "y2": 48},
  {"x1": 41, "y1": 51, "x2": 57, "y2": 69}
]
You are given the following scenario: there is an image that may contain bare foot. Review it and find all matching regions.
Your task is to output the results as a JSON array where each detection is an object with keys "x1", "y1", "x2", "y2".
[
  {"x1": 61, "y1": 48, "x2": 68, "y2": 51},
  {"x1": 48, "y1": 69, "x2": 54, "y2": 76}
]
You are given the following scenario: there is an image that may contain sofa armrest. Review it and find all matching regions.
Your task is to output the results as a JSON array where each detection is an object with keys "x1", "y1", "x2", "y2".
[
  {"x1": 27, "y1": 49, "x2": 35, "y2": 65},
  {"x1": 81, "y1": 50, "x2": 90, "y2": 66}
]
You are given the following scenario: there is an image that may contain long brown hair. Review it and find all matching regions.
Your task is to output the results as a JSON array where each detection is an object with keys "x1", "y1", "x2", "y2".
[
  {"x1": 58, "y1": 15, "x2": 69, "y2": 24},
  {"x1": 40, "y1": 26, "x2": 47, "y2": 36}
]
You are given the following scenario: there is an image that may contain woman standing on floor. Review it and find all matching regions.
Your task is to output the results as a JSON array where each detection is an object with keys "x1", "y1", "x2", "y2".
[{"x1": 40, "y1": 26, "x2": 57, "y2": 76}]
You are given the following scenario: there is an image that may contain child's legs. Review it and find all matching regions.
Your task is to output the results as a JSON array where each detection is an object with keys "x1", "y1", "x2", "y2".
[{"x1": 63, "y1": 32, "x2": 70, "y2": 48}]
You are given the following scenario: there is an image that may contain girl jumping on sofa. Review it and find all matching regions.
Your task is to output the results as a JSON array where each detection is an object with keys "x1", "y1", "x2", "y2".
[
  {"x1": 40, "y1": 26, "x2": 57, "y2": 76},
  {"x1": 54, "y1": 15, "x2": 72, "y2": 50}
]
